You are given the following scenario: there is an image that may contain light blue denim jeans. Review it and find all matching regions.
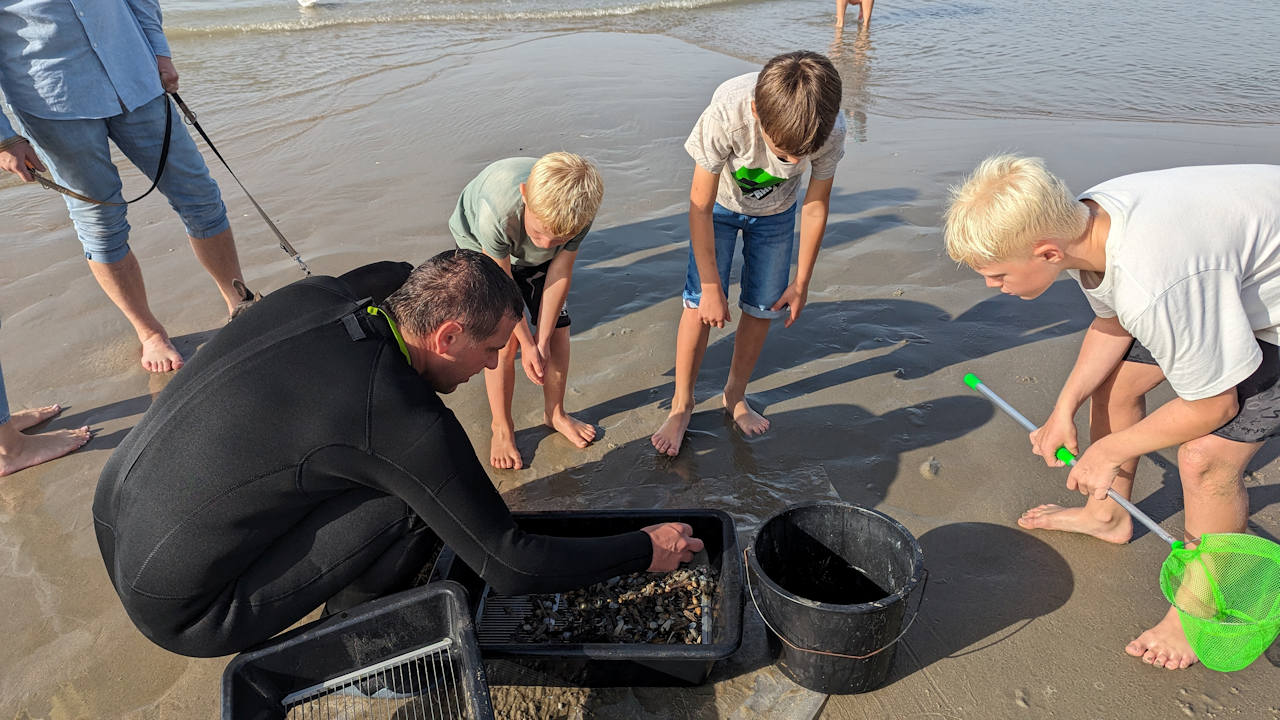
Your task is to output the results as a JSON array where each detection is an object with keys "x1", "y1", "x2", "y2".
[
  {"x1": 682, "y1": 202, "x2": 797, "y2": 320},
  {"x1": 0, "y1": 361, "x2": 9, "y2": 426},
  {"x1": 14, "y1": 94, "x2": 229, "y2": 263}
]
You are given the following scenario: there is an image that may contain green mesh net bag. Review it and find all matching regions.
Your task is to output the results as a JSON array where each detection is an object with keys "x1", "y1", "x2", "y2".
[{"x1": 1160, "y1": 533, "x2": 1280, "y2": 672}]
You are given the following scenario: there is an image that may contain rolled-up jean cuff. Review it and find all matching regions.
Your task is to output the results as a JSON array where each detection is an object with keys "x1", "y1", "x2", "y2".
[
  {"x1": 185, "y1": 214, "x2": 230, "y2": 240},
  {"x1": 739, "y1": 302, "x2": 787, "y2": 320},
  {"x1": 85, "y1": 241, "x2": 134, "y2": 264}
]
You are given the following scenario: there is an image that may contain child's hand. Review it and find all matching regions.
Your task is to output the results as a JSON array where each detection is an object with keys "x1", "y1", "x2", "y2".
[
  {"x1": 771, "y1": 283, "x2": 809, "y2": 328},
  {"x1": 1066, "y1": 441, "x2": 1125, "y2": 501},
  {"x1": 699, "y1": 291, "x2": 731, "y2": 328},
  {"x1": 1030, "y1": 410, "x2": 1079, "y2": 467},
  {"x1": 519, "y1": 340, "x2": 545, "y2": 385}
]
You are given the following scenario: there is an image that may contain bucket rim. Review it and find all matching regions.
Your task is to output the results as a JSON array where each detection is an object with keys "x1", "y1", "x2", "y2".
[{"x1": 745, "y1": 500, "x2": 925, "y2": 612}]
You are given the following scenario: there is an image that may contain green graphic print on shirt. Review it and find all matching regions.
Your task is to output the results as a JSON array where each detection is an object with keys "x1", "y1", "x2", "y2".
[{"x1": 734, "y1": 167, "x2": 786, "y2": 201}]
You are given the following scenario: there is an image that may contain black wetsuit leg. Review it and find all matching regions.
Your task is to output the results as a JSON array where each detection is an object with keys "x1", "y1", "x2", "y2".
[{"x1": 118, "y1": 489, "x2": 438, "y2": 657}]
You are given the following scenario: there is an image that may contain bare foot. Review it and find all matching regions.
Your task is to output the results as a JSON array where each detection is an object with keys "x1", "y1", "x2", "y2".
[
  {"x1": 489, "y1": 426, "x2": 524, "y2": 470},
  {"x1": 1126, "y1": 606, "x2": 1199, "y2": 669},
  {"x1": 723, "y1": 394, "x2": 770, "y2": 437},
  {"x1": 8, "y1": 404, "x2": 62, "y2": 431},
  {"x1": 1016, "y1": 503, "x2": 1133, "y2": 544},
  {"x1": 140, "y1": 332, "x2": 184, "y2": 373},
  {"x1": 0, "y1": 425, "x2": 91, "y2": 477},
  {"x1": 545, "y1": 411, "x2": 596, "y2": 449},
  {"x1": 651, "y1": 409, "x2": 692, "y2": 456}
]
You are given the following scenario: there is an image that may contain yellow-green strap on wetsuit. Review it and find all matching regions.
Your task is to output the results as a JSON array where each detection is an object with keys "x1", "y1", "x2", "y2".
[{"x1": 366, "y1": 306, "x2": 412, "y2": 365}]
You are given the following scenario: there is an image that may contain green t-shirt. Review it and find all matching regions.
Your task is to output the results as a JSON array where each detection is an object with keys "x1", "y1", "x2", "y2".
[{"x1": 449, "y1": 157, "x2": 589, "y2": 267}]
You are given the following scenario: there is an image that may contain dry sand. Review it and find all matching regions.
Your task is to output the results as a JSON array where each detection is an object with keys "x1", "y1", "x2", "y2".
[{"x1": 2, "y1": 31, "x2": 1278, "y2": 719}]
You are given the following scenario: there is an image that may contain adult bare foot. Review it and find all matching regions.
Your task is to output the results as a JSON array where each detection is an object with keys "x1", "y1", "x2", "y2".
[
  {"x1": 651, "y1": 409, "x2": 692, "y2": 456},
  {"x1": 545, "y1": 411, "x2": 596, "y2": 449},
  {"x1": 1017, "y1": 503, "x2": 1133, "y2": 544},
  {"x1": 489, "y1": 426, "x2": 524, "y2": 470},
  {"x1": 140, "y1": 332, "x2": 184, "y2": 373},
  {"x1": 1126, "y1": 606, "x2": 1198, "y2": 669},
  {"x1": 723, "y1": 393, "x2": 769, "y2": 437},
  {"x1": 7, "y1": 404, "x2": 62, "y2": 431},
  {"x1": 0, "y1": 424, "x2": 91, "y2": 477}
]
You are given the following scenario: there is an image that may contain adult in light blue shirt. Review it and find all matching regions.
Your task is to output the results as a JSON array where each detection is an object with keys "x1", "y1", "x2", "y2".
[{"x1": 0, "y1": 0, "x2": 255, "y2": 374}]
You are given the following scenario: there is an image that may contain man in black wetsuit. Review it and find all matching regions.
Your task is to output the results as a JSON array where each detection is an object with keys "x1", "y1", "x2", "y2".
[{"x1": 93, "y1": 249, "x2": 703, "y2": 658}]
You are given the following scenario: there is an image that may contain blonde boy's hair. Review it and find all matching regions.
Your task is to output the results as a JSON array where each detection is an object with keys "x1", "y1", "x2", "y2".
[
  {"x1": 943, "y1": 154, "x2": 1089, "y2": 268},
  {"x1": 754, "y1": 51, "x2": 842, "y2": 158},
  {"x1": 524, "y1": 152, "x2": 604, "y2": 238}
]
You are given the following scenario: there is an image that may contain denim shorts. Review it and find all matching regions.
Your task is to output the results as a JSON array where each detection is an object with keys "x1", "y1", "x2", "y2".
[
  {"x1": 1126, "y1": 338, "x2": 1280, "y2": 443},
  {"x1": 15, "y1": 94, "x2": 229, "y2": 264},
  {"x1": 0, "y1": 361, "x2": 9, "y2": 426},
  {"x1": 682, "y1": 202, "x2": 796, "y2": 320}
]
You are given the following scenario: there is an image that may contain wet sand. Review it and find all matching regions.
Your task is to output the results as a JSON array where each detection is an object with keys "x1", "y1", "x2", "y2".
[{"x1": 2, "y1": 31, "x2": 1278, "y2": 720}]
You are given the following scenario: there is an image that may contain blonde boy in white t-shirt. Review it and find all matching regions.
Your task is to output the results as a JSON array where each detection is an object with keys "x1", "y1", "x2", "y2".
[{"x1": 944, "y1": 155, "x2": 1280, "y2": 670}]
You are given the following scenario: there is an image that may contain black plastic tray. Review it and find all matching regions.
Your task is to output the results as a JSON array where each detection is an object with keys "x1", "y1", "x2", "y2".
[
  {"x1": 221, "y1": 580, "x2": 494, "y2": 719},
  {"x1": 431, "y1": 508, "x2": 743, "y2": 687}
]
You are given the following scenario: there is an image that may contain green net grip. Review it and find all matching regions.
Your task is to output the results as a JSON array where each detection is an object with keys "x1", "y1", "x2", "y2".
[
  {"x1": 1055, "y1": 447, "x2": 1075, "y2": 465},
  {"x1": 963, "y1": 373, "x2": 982, "y2": 389}
]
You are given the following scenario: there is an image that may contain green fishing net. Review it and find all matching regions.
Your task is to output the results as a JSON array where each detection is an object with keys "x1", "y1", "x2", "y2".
[{"x1": 1160, "y1": 533, "x2": 1280, "y2": 671}]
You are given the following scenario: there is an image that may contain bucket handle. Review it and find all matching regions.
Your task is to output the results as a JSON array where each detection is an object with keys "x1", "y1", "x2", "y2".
[{"x1": 742, "y1": 547, "x2": 929, "y2": 661}]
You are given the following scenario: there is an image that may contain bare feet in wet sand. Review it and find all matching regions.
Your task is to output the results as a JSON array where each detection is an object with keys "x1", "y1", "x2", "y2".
[
  {"x1": 140, "y1": 332, "x2": 184, "y2": 373},
  {"x1": 490, "y1": 425, "x2": 523, "y2": 470},
  {"x1": 545, "y1": 411, "x2": 596, "y2": 449},
  {"x1": 0, "y1": 406, "x2": 91, "y2": 477},
  {"x1": 723, "y1": 393, "x2": 769, "y2": 437},
  {"x1": 1017, "y1": 503, "x2": 1133, "y2": 544},
  {"x1": 1126, "y1": 606, "x2": 1198, "y2": 669},
  {"x1": 652, "y1": 408, "x2": 692, "y2": 456}
]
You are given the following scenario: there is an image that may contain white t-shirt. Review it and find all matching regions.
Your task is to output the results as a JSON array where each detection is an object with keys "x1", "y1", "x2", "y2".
[
  {"x1": 685, "y1": 73, "x2": 846, "y2": 217},
  {"x1": 1070, "y1": 164, "x2": 1280, "y2": 400}
]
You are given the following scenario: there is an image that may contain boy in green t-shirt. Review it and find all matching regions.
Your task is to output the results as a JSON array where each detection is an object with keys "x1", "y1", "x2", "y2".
[{"x1": 450, "y1": 152, "x2": 604, "y2": 469}]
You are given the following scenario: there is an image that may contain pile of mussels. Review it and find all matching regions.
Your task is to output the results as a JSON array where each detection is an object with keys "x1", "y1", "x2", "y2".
[{"x1": 516, "y1": 567, "x2": 717, "y2": 644}]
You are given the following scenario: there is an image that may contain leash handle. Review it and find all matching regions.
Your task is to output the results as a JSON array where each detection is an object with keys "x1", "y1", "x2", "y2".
[
  {"x1": 963, "y1": 373, "x2": 1179, "y2": 546},
  {"x1": 171, "y1": 92, "x2": 311, "y2": 276}
]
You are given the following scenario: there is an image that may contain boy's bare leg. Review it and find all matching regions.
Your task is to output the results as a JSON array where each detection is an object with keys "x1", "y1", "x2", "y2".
[
  {"x1": 723, "y1": 313, "x2": 771, "y2": 436},
  {"x1": 835, "y1": 0, "x2": 847, "y2": 27},
  {"x1": 542, "y1": 325, "x2": 596, "y2": 448},
  {"x1": 652, "y1": 308, "x2": 711, "y2": 456},
  {"x1": 485, "y1": 334, "x2": 523, "y2": 470},
  {"x1": 88, "y1": 252, "x2": 183, "y2": 373},
  {"x1": 1018, "y1": 360, "x2": 1164, "y2": 543},
  {"x1": 0, "y1": 413, "x2": 91, "y2": 477},
  {"x1": 188, "y1": 227, "x2": 249, "y2": 316},
  {"x1": 1126, "y1": 434, "x2": 1257, "y2": 670},
  {"x1": 858, "y1": 0, "x2": 874, "y2": 28}
]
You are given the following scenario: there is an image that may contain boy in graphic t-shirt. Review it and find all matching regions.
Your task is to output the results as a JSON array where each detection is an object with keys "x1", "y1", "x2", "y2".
[
  {"x1": 944, "y1": 155, "x2": 1280, "y2": 670},
  {"x1": 450, "y1": 152, "x2": 604, "y2": 470},
  {"x1": 651, "y1": 51, "x2": 846, "y2": 456}
]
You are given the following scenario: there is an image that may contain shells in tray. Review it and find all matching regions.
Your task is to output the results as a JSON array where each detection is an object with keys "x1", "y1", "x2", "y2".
[{"x1": 514, "y1": 567, "x2": 717, "y2": 645}]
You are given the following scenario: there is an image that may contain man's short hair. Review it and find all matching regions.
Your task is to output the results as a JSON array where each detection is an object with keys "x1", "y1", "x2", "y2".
[
  {"x1": 943, "y1": 154, "x2": 1090, "y2": 268},
  {"x1": 524, "y1": 152, "x2": 604, "y2": 238},
  {"x1": 754, "y1": 51, "x2": 843, "y2": 158},
  {"x1": 385, "y1": 249, "x2": 523, "y2": 339}
]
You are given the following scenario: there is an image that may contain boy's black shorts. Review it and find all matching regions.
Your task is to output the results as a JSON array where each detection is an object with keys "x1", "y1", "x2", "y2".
[
  {"x1": 1125, "y1": 338, "x2": 1280, "y2": 443},
  {"x1": 511, "y1": 260, "x2": 571, "y2": 329}
]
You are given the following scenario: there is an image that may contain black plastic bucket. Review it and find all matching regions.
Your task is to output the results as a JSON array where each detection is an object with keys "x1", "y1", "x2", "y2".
[{"x1": 746, "y1": 501, "x2": 926, "y2": 694}]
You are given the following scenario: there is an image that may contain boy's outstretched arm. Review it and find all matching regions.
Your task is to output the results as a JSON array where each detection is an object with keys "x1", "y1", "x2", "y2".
[
  {"x1": 536, "y1": 249, "x2": 577, "y2": 354},
  {"x1": 690, "y1": 165, "x2": 728, "y2": 328},
  {"x1": 774, "y1": 176, "x2": 834, "y2": 328},
  {"x1": 1032, "y1": 315, "x2": 1133, "y2": 464},
  {"x1": 482, "y1": 251, "x2": 545, "y2": 385}
]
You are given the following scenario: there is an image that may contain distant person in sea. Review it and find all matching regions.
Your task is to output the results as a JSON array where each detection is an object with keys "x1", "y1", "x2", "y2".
[
  {"x1": 93, "y1": 250, "x2": 703, "y2": 657},
  {"x1": 944, "y1": 155, "x2": 1280, "y2": 670},
  {"x1": 0, "y1": 0, "x2": 256, "y2": 374},
  {"x1": 836, "y1": 0, "x2": 874, "y2": 29},
  {"x1": 450, "y1": 153, "x2": 604, "y2": 470},
  {"x1": 0, "y1": 364, "x2": 90, "y2": 477},
  {"x1": 651, "y1": 51, "x2": 845, "y2": 456}
]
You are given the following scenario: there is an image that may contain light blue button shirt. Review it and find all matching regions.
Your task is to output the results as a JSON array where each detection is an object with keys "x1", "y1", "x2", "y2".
[{"x1": 0, "y1": 0, "x2": 170, "y2": 139}]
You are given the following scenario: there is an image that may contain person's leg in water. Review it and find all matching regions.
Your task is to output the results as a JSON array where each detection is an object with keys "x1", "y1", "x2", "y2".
[
  {"x1": 722, "y1": 203, "x2": 797, "y2": 436},
  {"x1": 1018, "y1": 357, "x2": 1164, "y2": 542},
  {"x1": 543, "y1": 322, "x2": 596, "y2": 448},
  {"x1": 485, "y1": 331, "x2": 524, "y2": 470},
  {"x1": 0, "y1": 366, "x2": 90, "y2": 477},
  {"x1": 652, "y1": 206, "x2": 741, "y2": 456}
]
